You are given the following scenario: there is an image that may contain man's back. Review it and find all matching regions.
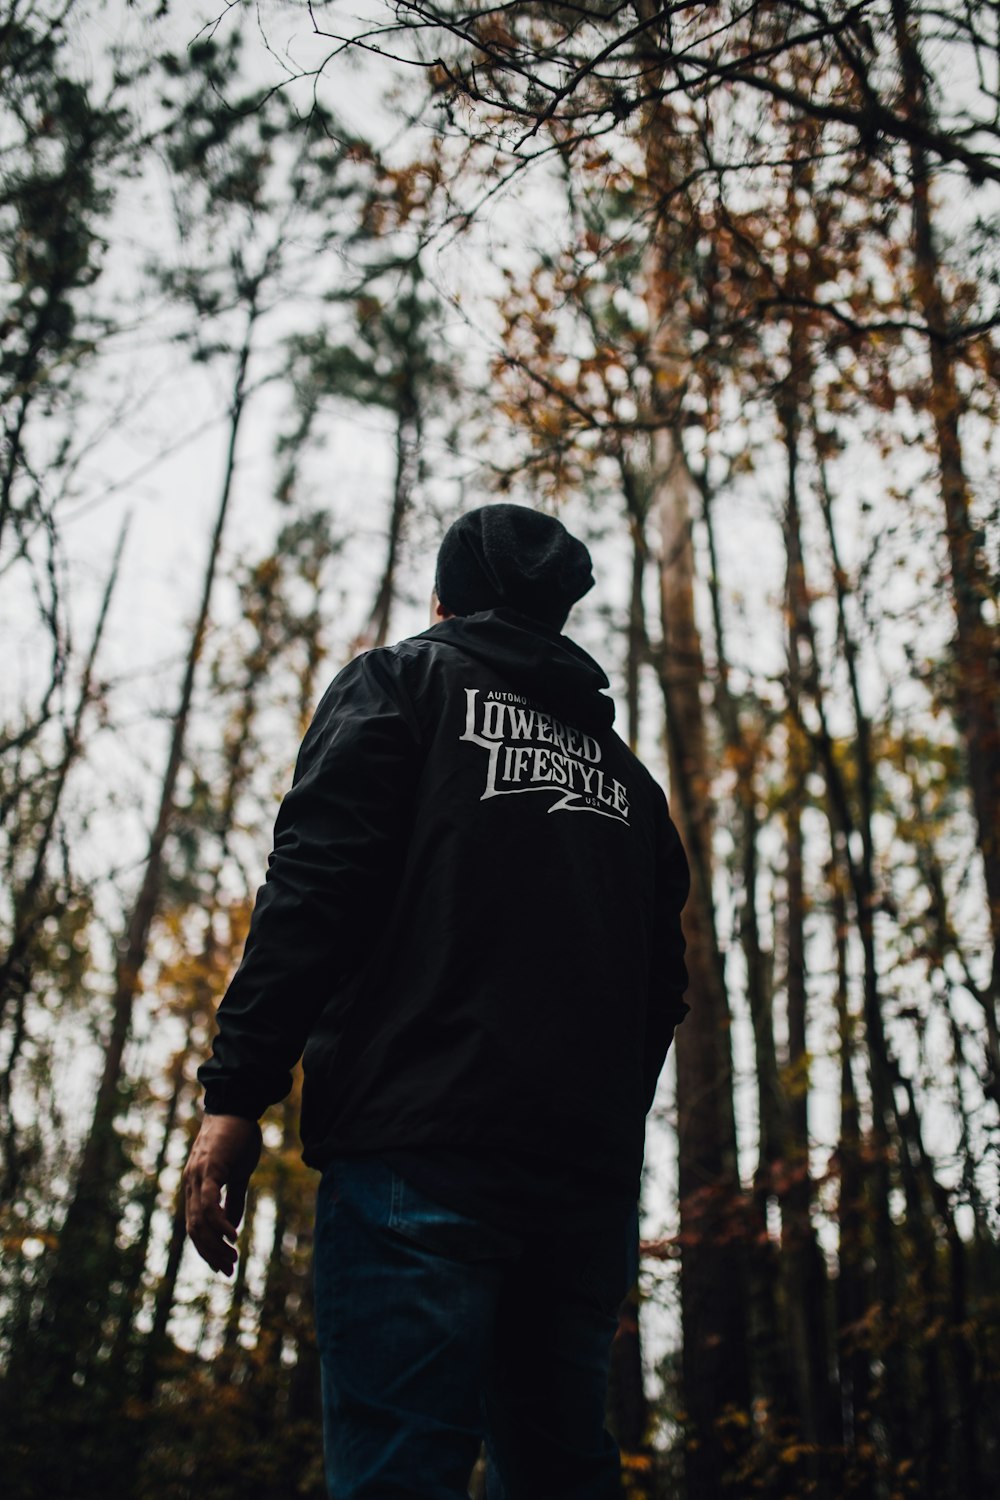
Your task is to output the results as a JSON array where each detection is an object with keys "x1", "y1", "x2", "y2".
[
  {"x1": 303, "y1": 612, "x2": 687, "y2": 1194},
  {"x1": 198, "y1": 607, "x2": 689, "y2": 1217},
  {"x1": 185, "y1": 504, "x2": 690, "y2": 1500}
]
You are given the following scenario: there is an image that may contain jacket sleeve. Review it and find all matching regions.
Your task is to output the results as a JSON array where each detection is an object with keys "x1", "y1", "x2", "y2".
[
  {"x1": 642, "y1": 785, "x2": 691, "y2": 1112},
  {"x1": 198, "y1": 649, "x2": 422, "y2": 1120}
]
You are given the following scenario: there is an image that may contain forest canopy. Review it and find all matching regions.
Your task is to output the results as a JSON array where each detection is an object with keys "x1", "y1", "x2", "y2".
[{"x1": 1, "y1": 2, "x2": 998, "y2": 1497}]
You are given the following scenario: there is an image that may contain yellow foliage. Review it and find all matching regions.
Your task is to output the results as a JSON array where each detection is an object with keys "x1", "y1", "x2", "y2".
[
  {"x1": 778, "y1": 1441, "x2": 820, "y2": 1464},
  {"x1": 620, "y1": 1451, "x2": 653, "y2": 1470}
]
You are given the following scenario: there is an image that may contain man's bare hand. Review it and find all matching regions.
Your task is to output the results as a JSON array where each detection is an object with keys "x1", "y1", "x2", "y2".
[{"x1": 184, "y1": 1113, "x2": 262, "y2": 1277}]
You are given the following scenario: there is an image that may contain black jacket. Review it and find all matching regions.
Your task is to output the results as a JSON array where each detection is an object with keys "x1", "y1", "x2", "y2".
[{"x1": 199, "y1": 609, "x2": 690, "y2": 1202}]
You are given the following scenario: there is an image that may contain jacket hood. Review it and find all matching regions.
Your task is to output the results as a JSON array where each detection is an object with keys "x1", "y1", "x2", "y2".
[{"x1": 413, "y1": 608, "x2": 615, "y2": 734}]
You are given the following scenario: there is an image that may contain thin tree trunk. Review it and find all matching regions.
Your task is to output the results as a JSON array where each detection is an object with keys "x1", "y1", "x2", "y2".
[
  {"x1": 140, "y1": 522, "x2": 332, "y2": 1408},
  {"x1": 219, "y1": 1186, "x2": 258, "y2": 1374},
  {"x1": 250, "y1": 1093, "x2": 299, "y2": 1431},
  {"x1": 257, "y1": 1097, "x2": 294, "y2": 1344},
  {"x1": 789, "y1": 463, "x2": 975, "y2": 1476},
  {"x1": 815, "y1": 424, "x2": 980, "y2": 1484},
  {"x1": 0, "y1": 515, "x2": 129, "y2": 1039},
  {"x1": 625, "y1": 519, "x2": 645, "y2": 753},
  {"x1": 138, "y1": 1114, "x2": 199, "y2": 1405},
  {"x1": 649, "y1": 413, "x2": 748, "y2": 1493},
  {"x1": 0, "y1": 389, "x2": 32, "y2": 557},
  {"x1": 365, "y1": 387, "x2": 418, "y2": 650},
  {"x1": 633, "y1": 47, "x2": 750, "y2": 1460},
  {"x1": 36, "y1": 314, "x2": 255, "y2": 1393},
  {"x1": 617, "y1": 347, "x2": 753, "y2": 1488},
  {"x1": 788, "y1": 503, "x2": 904, "y2": 1467},
  {"x1": 698, "y1": 450, "x2": 790, "y2": 1440},
  {"x1": 892, "y1": 0, "x2": 1000, "y2": 1012},
  {"x1": 107, "y1": 1056, "x2": 185, "y2": 1372},
  {"x1": 603, "y1": 461, "x2": 656, "y2": 1469},
  {"x1": 830, "y1": 868, "x2": 869, "y2": 1460},
  {"x1": 778, "y1": 349, "x2": 837, "y2": 1458},
  {"x1": 905, "y1": 748, "x2": 1000, "y2": 1109}
]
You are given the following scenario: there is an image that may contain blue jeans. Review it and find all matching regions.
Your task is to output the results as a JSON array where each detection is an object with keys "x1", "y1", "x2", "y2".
[{"x1": 313, "y1": 1156, "x2": 630, "y2": 1500}]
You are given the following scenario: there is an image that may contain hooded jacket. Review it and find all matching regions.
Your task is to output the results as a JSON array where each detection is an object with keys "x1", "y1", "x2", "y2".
[{"x1": 199, "y1": 609, "x2": 690, "y2": 1205}]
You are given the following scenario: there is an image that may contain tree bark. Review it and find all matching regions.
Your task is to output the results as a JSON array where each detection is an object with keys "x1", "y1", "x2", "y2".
[
  {"x1": 777, "y1": 339, "x2": 838, "y2": 1459},
  {"x1": 698, "y1": 447, "x2": 791, "y2": 1440},
  {"x1": 647, "y1": 411, "x2": 748, "y2": 1492},
  {"x1": 892, "y1": 0, "x2": 1000, "y2": 1013}
]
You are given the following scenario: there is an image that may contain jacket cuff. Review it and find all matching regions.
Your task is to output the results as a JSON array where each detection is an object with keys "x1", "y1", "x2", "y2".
[{"x1": 202, "y1": 1082, "x2": 266, "y2": 1121}]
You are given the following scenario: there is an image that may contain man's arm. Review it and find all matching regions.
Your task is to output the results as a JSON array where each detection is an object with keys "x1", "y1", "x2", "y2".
[
  {"x1": 184, "y1": 649, "x2": 422, "y2": 1272},
  {"x1": 643, "y1": 788, "x2": 691, "y2": 1112}
]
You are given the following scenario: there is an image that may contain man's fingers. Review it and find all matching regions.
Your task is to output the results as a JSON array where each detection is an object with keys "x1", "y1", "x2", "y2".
[
  {"x1": 189, "y1": 1201, "x2": 239, "y2": 1275},
  {"x1": 182, "y1": 1114, "x2": 262, "y2": 1276},
  {"x1": 189, "y1": 1203, "x2": 239, "y2": 1275},
  {"x1": 185, "y1": 1164, "x2": 244, "y2": 1275},
  {"x1": 223, "y1": 1179, "x2": 248, "y2": 1234},
  {"x1": 192, "y1": 1235, "x2": 237, "y2": 1277}
]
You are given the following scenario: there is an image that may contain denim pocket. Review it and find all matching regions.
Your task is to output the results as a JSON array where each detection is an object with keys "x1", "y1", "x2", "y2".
[{"x1": 387, "y1": 1171, "x2": 520, "y2": 1263}]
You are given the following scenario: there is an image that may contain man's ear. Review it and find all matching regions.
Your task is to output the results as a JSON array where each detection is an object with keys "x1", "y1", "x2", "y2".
[{"x1": 429, "y1": 590, "x2": 454, "y2": 624}]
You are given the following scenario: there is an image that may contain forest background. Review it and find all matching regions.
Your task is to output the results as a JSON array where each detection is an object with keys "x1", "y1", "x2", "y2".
[{"x1": 1, "y1": 1, "x2": 998, "y2": 1497}]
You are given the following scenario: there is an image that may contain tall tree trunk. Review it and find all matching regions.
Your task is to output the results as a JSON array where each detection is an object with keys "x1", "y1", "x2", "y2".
[
  {"x1": 789, "y1": 499, "x2": 904, "y2": 1468},
  {"x1": 789, "y1": 448, "x2": 973, "y2": 1477},
  {"x1": 106, "y1": 1056, "x2": 185, "y2": 1373},
  {"x1": 698, "y1": 447, "x2": 790, "y2": 1441},
  {"x1": 830, "y1": 868, "x2": 869, "y2": 1461},
  {"x1": 219, "y1": 1185, "x2": 258, "y2": 1374},
  {"x1": 602, "y1": 462, "x2": 656, "y2": 1476},
  {"x1": 0, "y1": 521, "x2": 127, "y2": 1209},
  {"x1": 815, "y1": 422, "x2": 980, "y2": 1484},
  {"x1": 254, "y1": 1096, "x2": 295, "y2": 1370},
  {"x1": 647, "y1": 408, "x2": 748, "y2": 1492},
  {"x1": 632, "y1": 37, "x2": 750, "y2": 1462},
  {"x1": 34, "y1": 314, "x2": 255, "y2": 1395},
  {"x1": 0, "y1": 516, "x2": 128, "y2": 1037},
  {"x1": 777, "y1": 346, "x2": 837, "y2": 1460},
  {"x1": 902, "y1": 726, "x2": 1000, "y2": 1116},
  {"x1": 625, "y1": 518, "x2": 645, "y2": 753},
  {"x1": 143, "y1": 520, "x2": 331, "y2": 1409},
  {"x1": 892, "y1": 0, "x2": 1000, "y2": 1012},
  {"x1": 138, "y1": 1112, "x2": 200, "y2": 1406},
  {"x1": 364, "y1": 383, "x2": 419, "y2": 650},
  {"x1": 631, "y1": 46, "x2": 748, "y2": 1435}
]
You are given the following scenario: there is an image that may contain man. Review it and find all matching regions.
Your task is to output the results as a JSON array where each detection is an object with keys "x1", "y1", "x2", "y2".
[{"x1": 185, "y1": 503, "x2": 690, "y2": 1500}]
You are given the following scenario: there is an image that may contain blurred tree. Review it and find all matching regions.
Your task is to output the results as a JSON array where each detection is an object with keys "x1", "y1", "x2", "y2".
[
  {"x1": 279, "y1": 241, "x2": 459, "y2": 649},
  {"x1": 0, "y1": 517, "x2": 128, "y2": 1208},
  {"x1": 2, "y1": 4, "x2": 999, "y2": 1497},
  {"x1": 0, "y1": 27, "x2": 368, "y2": 1493},
  {"x1": 0, "y1": 0, "x2": 143, "y2": 790},
  {"x1": 463, "y1": 6, "x2": 1000, "y2": 1487}
]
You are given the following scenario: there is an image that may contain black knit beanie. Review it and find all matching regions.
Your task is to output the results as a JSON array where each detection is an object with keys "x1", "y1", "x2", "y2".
[{"x1": 434, "y1": 504, "x2": 594, "y2": 629}]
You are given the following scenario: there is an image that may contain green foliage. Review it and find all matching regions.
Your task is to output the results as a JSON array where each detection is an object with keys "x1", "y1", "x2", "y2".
[{"x1": 0, "y1": 14, "x2": 129, "y2": 400}]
